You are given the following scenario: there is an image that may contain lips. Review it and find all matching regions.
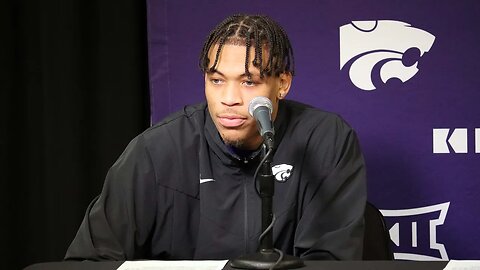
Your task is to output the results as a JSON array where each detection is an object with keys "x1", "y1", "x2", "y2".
[{"x1": 217, "y1": 114, "x2": 247, "y2": 128}]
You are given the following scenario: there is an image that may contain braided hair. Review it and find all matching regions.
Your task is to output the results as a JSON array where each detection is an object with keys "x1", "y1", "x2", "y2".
[{"x1": 199, "y1": 14, "x2": 295, "y2": 78}]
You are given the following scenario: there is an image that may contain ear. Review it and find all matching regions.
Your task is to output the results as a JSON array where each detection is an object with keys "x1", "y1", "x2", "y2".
[{"x1": 277, "y1": 72, "x2": 292, "y2": 99}]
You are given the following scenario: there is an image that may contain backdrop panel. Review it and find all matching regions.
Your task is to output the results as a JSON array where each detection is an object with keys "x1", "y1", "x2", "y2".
[{"x1": 146, "y1": 0, "x2": 480, "y2": 260}]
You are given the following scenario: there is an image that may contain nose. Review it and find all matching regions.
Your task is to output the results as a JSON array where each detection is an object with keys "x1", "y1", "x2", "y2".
[{"x1": 221, "y1": 83, "x2": 242, "y2": 106}]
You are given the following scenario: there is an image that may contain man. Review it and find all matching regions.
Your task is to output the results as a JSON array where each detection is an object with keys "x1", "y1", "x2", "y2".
[{"x1": 65, "y1": 14, "x2": 366, "y2": 261}]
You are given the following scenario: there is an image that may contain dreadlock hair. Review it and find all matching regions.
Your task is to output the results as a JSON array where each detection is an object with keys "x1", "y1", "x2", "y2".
[{"x1": 199, "y1": 14, "x2": 295, "y2": 78}]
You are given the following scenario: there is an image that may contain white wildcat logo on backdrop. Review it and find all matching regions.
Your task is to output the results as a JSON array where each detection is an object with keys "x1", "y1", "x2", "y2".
[
  {"x1": 340, "y1": 20, "x2": 435, "y2": 91},
  {"x1": 271, "y1": 164, "x2": 293, "y2": 182}
]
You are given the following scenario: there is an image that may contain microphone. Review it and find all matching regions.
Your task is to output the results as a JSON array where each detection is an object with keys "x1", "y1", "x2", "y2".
[
  {"x1": 248, "y1": 97, "x2": 275, "y2": 149},
  {"x1": 231, "y1": 97, "x2": 304, "y2": 269}
]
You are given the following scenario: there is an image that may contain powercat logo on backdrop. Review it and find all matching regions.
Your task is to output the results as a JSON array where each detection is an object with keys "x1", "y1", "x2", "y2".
[
  {"x1": 339, "y1": 20, "x2": 435, "y2": 91},
  {"x1": 380, "y1": 202, "x2": 450, "y2": 261}
]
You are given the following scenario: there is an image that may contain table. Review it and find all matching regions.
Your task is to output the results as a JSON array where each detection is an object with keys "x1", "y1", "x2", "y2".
[{"x1": 23, "y1": 260, "x2": 449, "y2": 270}]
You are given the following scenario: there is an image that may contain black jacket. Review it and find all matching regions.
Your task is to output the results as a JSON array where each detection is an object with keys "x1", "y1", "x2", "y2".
[{"x1": 65, "y1": 100, "x2": 367, "y2": 261}]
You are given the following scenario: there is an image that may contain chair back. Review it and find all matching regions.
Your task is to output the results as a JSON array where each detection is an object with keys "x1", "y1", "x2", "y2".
[{"x1": 363, "y1": 201, "x2": 394, "y2": 260}]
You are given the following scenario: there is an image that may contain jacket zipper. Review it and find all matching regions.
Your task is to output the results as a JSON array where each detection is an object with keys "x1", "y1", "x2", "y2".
[
  {"x1": 243, "y1": 178, "x2": 248, "y2": 253},
  {"x1": 238, "y1": 156, "x2": 252, "y2": 254}
]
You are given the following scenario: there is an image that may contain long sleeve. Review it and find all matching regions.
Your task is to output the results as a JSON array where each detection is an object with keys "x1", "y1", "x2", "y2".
[
  {"x1": 64, "y1": 134, "x2": 158, "y2": 261},
  {"x1": 294, "y1": 117, "x2": 367, "y2": 260}
]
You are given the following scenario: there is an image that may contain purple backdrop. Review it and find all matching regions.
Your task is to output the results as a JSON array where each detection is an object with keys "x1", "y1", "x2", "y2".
[{"x1": 146, "y1": 0, "x2": 480, "y2": 260}]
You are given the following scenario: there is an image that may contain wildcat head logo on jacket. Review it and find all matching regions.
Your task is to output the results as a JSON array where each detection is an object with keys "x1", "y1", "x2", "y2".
[
  {"x1": 340, "y1": 20, "x2": 435, "y2": 91},
  {"x1": 272, "y1": 164, "x2": 293, "y2": 182}
]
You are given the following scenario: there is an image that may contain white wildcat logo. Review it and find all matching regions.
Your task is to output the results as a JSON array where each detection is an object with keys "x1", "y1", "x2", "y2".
[
  {"x1": 272, "y1": 164, "x2": 293, "y2": 182},
  {"x1": 340, "y1": 20, "x2": 435, "y2": 91}
]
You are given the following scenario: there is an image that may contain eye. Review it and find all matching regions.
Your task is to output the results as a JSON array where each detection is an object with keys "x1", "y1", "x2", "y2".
[
  {"x1": 210, "y1": 78, "x2": 224, "y2": 85},
  {"x1": 242, "y1": 80, "x2": 256, "y2": 87}
]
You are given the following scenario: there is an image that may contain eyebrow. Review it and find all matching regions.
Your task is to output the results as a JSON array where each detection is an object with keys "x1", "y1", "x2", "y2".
[{"x1": 208, "y1": 70, "x2": 262, "y2": 79}]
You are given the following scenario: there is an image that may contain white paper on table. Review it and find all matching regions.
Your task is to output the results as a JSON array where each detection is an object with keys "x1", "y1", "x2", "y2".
[
  {"x1": 116, "y1": 260, "x2": 228, "y2": 270},
  {"x1": 443, "y1": 260, "x2": 480, "y2": 270}
]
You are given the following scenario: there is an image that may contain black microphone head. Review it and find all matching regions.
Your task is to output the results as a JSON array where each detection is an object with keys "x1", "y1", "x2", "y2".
[
  {"x1": 248, "y1": 97, "x2": 275, "y2": 148},
  {"x1": 248, "y1": 96, "x2": 273, "y2": 117}
]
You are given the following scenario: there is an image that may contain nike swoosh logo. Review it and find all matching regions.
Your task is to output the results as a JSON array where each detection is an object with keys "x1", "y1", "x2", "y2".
[{"x1": 200, "y1": 178, "x2": 215, "y2": 184}]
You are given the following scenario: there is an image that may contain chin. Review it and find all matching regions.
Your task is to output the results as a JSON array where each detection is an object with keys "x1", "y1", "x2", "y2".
[
  {"x1": 218, "y1": 130, "x2": 245, "y2": 148},
  {"x1": 221, "y1": 134, "x2": 244, "y2": 148},
  {"x1": 224, "y1": 139, "x2": 245, "y2": 149}
]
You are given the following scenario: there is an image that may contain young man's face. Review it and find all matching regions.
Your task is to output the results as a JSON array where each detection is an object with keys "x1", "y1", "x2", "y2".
[{"x1": 205, "y1": 43, "x2": 291, "y2": 150}]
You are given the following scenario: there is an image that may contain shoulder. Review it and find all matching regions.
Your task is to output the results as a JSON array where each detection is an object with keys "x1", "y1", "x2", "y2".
[
  {"x1": 146, "y1": 102, "x2": 207, "y2": 133},
  {"x1": 281, "y1": 100, "x2": 363, "y2": 171},
  {"x1": 141, "y1": 102, "x2": 207, "y2": 143},
  {"x1": 280, "y1": 100, "x2": 360, "y2": 161},
  {"x1": 115, "y1": 103, "x2": 207, "y2": 161},
  {"x1": 282, "y1": 99, "x2": 353, "y2": 134}
]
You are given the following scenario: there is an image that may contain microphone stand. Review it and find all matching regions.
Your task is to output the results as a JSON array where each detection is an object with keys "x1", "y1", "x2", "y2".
[{"x1": 230, "y1": 136, "x2": 304, "y2": 269}]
